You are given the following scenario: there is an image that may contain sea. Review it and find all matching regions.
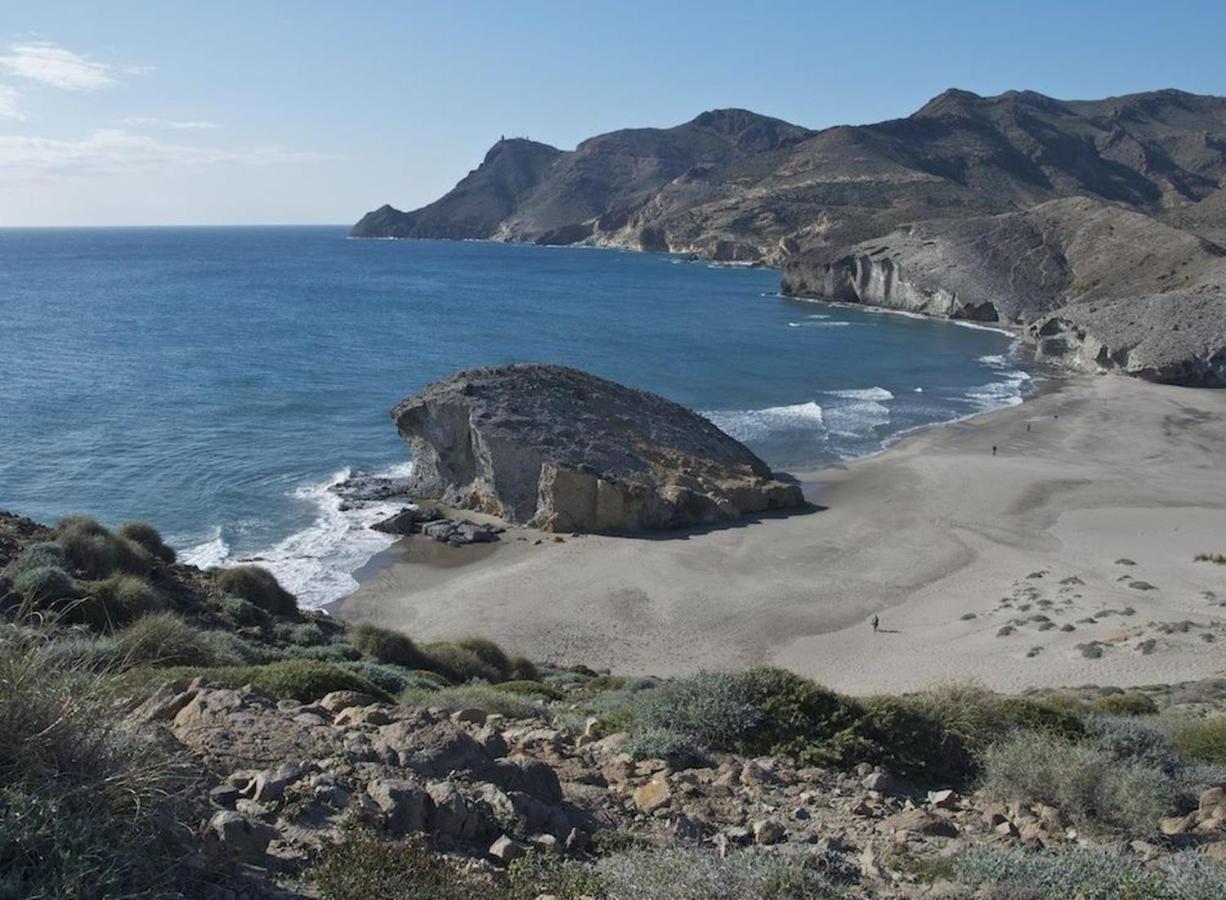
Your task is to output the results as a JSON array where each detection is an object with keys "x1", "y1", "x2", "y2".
[{"x1": 0, "y1": 227, "x2": 1035, "y2": 608}]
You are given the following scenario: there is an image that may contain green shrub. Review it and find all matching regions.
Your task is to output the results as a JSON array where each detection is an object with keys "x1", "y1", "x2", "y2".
[
  {"x1": 80, "y1": 574, "x2": 164, "y2": 630},
  {"x1": 1085, "y1": 714, "x2": 1185, "y2": 776},
  {"x1": 981, "y1": 730, "x2": 1177, "y2": 834},
  {"x1": 456, "y1": 636, "x2": 514, "y2": 680},
  {"x1": 113, "y1": 612, "x2": 242, "y2": 668},
  {"x1": 36, "y1": 634, "x2": 121, "y2": 673},
  {"x1": 351, "y1": 622, "x2": 427, "y2": 668},
  {"x1": 509, "y1": 655, "x2": 539, "y2": 681},
  {"x1": 214, "y1": 593, "x2": 270, "y2": 628},
  {"x1": 630, "y1": 670, "x2": 761, "y2": 753},
  {"x1": 214, "y1": 565, "x2": 296, "y2": 615},
  {"x1": 422, "y1": 641, "x2": 501, "y2": 683},
  {"x1": 339, "y1": 659, "x2": 417, "y2": 694},
  {"x1": 55, "y1": 517, "x2": 152, "y2": 579},
  {"x1": 276, "y1": 621, "x2": 328, "y2": 647},
  {"x1": 1089, "y1": 693, "x2": 1159, "y2": 716},
  {"x1": 281, "y1": 642, "x2": 363, "y2": 663},
  {"x1": 493, "y1": 680, "x2": 564, "y2": 701},
  {"x1": 1173, "y1": 717, "x2": 1226, "y2": 766},
  {"x1": 594, "y1": 847, "x2": 837, "y2": 899},
  {"x1": 2, "y1": 542, "x2": 68, "y2": 578},
  {"x1": 402, "y1": 683, "x2": 542, "y2": 719},
  {"x1": 10, "y1": 565, "x2": 76, "y2": 606},
  {"x1": 624, "y1": 726, "x2": 704, "y2": 765},
  {"x1": 954, "y1": 844, "x2": 1226, "y2": 899},
  {"x1": 0, "y1": 623, "x2": 192, "y2": 897},
  {"x1": 312, "y1": 829, "x2": 489, "y2": 900},
  {"x1": 116, "y1": 521, "x2": 176, "y2": 564},
  {"x1": 237, "y1": 659, "x2": 385, "y2": 702}
]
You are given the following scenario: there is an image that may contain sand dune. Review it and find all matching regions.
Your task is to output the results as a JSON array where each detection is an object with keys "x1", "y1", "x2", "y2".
[{"x1": 339, "y1": 375, "x2": 1226, "y2": 694}]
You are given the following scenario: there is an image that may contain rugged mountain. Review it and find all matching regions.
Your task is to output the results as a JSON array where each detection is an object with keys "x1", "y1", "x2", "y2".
[
  {"x1": 353, "y1": 89, "x2": 1226, "y2": 261},
  {"x1": 391, "y1": 363, "x2": 805, "y2": 532},
  {"x1": 781, "y1": 196, "x2": 1226, "y2": 385}
]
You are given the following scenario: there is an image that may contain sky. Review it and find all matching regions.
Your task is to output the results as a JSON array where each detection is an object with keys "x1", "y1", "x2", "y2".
[{"x1": 1, "y1": 0, "x2": 1224, "y2": 227}]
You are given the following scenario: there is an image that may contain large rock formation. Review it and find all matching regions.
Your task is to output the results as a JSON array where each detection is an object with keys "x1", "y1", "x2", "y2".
[
  {"x1": 353, "y1": 89, "x2": 1226, "y2": 260},
  {"x1": 390, "y1": 365, "x2": 804, "y2": 532},
  {"x1": 781, "y1": 197, "x2": 1226, "y2": 386}
]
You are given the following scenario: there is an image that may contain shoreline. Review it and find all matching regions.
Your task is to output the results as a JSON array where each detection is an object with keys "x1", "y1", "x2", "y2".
[{"x1": 337, "y1": 374, "x2": 1226, "y2": 694}]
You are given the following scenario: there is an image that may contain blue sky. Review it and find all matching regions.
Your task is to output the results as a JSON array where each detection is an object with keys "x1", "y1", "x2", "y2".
[{"x1": 2, "y1": 0, "x2": 1223, "y2": 226}]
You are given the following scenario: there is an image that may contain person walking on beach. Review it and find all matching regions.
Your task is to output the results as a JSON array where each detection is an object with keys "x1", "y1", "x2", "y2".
[
  {"x1": 871, "y1": 614, "x2": 879, "y2": 633},
  {"x1": 991, "y1": 445, "x2": 997, "y2": 456}
]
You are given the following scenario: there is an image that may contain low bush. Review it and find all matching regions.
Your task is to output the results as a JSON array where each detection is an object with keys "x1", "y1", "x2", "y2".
[
  {"x1": 2, "y1": 542, "x2": 68, "y2": 578},
  {"x1": 113, "y1": 612, "x2": 242, "y2": 668},
  {"x1": 338, "y1": 659, "x2": 419, "y2": 695},
  {"x1": 1089, "y1": 692, "x2": 1159, "y2": 716},
  {"x1": 116, "y1": 521, "x2": 176, "y2": 564},
  {"x1": 630, "y1": 670, "x2": 761, "y2": 753},
  {"x1": 280, "y1": 642, "x2": 363, "y2": 663},
  {"x1": 1173, "y1": 717, "x2": 1226, "y2": 766},
  {"x1": 79, "y1": 574, "x2": 163, "y2": 630},
  {"x1": 953, "y1": 844, "x2": 1226, "y2": 899},
  {"x1": 422, "y1": 641, "x2": 502, "y2": 683},
  {"x1": 623, "y1": 726, "x2": 704, "y2": 766},
  {"x1": 36, "y1": 633, "x2": 121, "y2": 672},
  {"x1": 351, "y1": 622, "x2": 427, "y2": 668},
  {"x1": 594, "y1": 847, "x2": 838, "y2": 900},
  {"x1": 493, "y1": 680, "x2": 565, "y2": 701},
  {"x1": 55, "y1": 517, "x2": 152, "y2": 579},
  {"x1": 312, "y1": 829, "x2": 489, "y2": 900},
  {"x1": 456, "y1": 636, "x2": 514, "y2": 680},
  {"x1": 10, "y1": 565, "x2": 76, "y2": 606},
  {"x1": 214, "y1": 593, "x2": 270, "y2": 628},
  {"x1": 0, "y1": 624, "x2": 194, "y2": 897},
  {"x1": 509, "y1": 654, "x2": 539, "y2": 681},
  {"x1": 1084, "y1": 714, "x2": 1184, "y2": 776},
  {"x1": 236, "y1": 658, "x2": 385, "y2": 702},
  {"x1": 214, "y1": 565, "x2": 297, "y2": 615},
  {"x1": 276, "y1": 621, "x2": 328, "y2": 647},
  {"x1": 401, "y1": 683, "x2": 542, "y2": 719},
  {"x1": 981, "y1": 730, "x2": 1176, "y2": 834}
]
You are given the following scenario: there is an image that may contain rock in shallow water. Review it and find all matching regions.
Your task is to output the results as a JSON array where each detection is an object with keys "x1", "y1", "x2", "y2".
[{"x1": 390, "y1": 364, "x2": 805, "y2": 532}]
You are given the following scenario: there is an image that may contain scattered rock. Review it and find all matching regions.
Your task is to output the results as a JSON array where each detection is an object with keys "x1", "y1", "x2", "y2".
[
  {"x1": 206, "y1": 811, "x2": 277, "y2": 861},
  {"x1": 367, "y1": 778, "x2": 431, "y2": 835},
  {"x1": 633, "y1": 774, "x2": 673, "y2": 814}
]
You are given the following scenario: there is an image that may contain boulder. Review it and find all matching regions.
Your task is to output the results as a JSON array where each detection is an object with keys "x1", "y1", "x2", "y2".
[
  {"x1": 206, "y1": 811, "x2": 277, "y2": 860},
  {"x1": 370, "y1": 505, "x2": 443, "y2": 535},
  {"x1": 633, "y1": 774, "x2": 673, "y2": 814},
  {"x1": 391, "y1": 364, "x2": 805, "y2": 532},
  {"x1": 367, "y1": 778, "x2": 431, "y2": 835}
]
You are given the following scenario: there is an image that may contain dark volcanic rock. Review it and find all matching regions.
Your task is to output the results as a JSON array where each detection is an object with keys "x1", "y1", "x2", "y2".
[
  {"x1": 370, "y1": 506, "x2": 444, "y2": 535},
  {"x1": 390, "y1": 364, "x2": 805, "y2": 532}
]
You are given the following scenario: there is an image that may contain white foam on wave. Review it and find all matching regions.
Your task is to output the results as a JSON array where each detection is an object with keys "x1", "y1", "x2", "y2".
[
  {"x1": 952, "y1": 320, "x2": 1017, "y2": 337},
  {"x1": 978, "y1": 354, "x2": 1008, "y2": 367},
  {"x1": 826, "y1": 386, "x2": 894, "y2": 401},
  {"x1": 180, "y1": 461, "x2": 415, "y2": 610},
  {"x1": 704, "y1": 400, "x2": 825, "y2": 443},
  {"x1": 787, "y1": 320, "x2": 852, "y2": 328},
  {"x1": 966, "y1": 369, "x2": 1033, "y2": 411}
]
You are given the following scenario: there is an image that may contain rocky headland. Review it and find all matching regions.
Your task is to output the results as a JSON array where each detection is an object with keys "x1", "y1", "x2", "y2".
[
  {"x1": 391, "y1": 363, "x2": 805, "y2": 533},
  {"x1": 354, "y1": 88, "x2": 1226, "y2": 386}
]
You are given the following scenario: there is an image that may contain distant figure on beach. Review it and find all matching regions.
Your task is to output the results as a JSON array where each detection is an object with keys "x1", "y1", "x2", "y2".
[
  {"x1": 992, "y1": 445, "x2": 997, "y2": 456},
  {"x1": 871, "y1": 614, "x2": 879, "y2": 633},
  {"x1": 1026, "y1": 423, "x2": 1031, "y2": 432}
]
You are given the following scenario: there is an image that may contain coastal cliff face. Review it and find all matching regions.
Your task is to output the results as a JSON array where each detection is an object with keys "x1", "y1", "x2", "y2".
[
  {"x1": 353, "y1": 89, "x2": 1226, "y2": 262},
  {"x1": 390, "y1": 364, "x2": 804, "y2": 532},
  {"x1": 781, "y1": 197, "x2": 1226, "y2": 386}
]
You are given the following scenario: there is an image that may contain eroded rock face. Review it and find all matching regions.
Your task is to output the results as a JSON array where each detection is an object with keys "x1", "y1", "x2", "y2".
[{"x1": 391, "y1": 364, "x2": 805, "y2": 532}]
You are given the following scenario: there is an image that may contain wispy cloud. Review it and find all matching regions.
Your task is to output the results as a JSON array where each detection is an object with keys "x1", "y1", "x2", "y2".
[
  {"x1": 122, "y1": 116, "x2": 220, "y2": 131},
  {"x1": 0, "y1": 128, "x2": 332, "y2": 180},
  {"x1": 0, "y1": 42, "x2": 147, "y2": 91},
  {"x1": 0, "y1": 85, "x2": 21, "y2": 119}
]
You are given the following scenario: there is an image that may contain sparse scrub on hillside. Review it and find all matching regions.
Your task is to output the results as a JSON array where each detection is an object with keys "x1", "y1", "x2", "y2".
[
  {"x1": 54, "y1": 516, "x2": 153, "y2": 579},
  {"x1": 0, "y1": 622, "x2": 195, "y2": 897},
  {"x1": 79, "y1": 574, "x2": 164, "y2": 629},
  {"x1": 1172, "y1": 717, "x2": 1226, "y2": 766},
  {"x1": 593, "y1": 846, "x2": 839, "y2": 900},
  {"x1": 953, "y1": 844, "x2": 1226, "y2": 899},
  {"x1": 422, "y1": 640, "x2": 502, "y2": 683},
  {"x1": 2, "y1": 541, "x2": 68, "y2": 578},
  {"x1": 1194, "y1": 552, "x2": 1226, "y2": 565},
  {"x1": 212, "y1": 593, "x2": 271, "y2": 628},
  {"x1": 351, "y1": 621, "x2": 427, "y2": 668},
  {"x1": 401, "y1": 683, "x2": 542, "y2": 719},
  {"x1": 456, "y1": 636, "x2": 514, "y2": 680},
  {"x1": 980, "y1": 730, "x2": 1177, "y2": 834},
  {"x1": 10, "y1": 565, "x2": 76, "y2": 607},
  {"x1": 215, "y1": 565, "x2": 297, "y2": 615},
  {"x1": 113, "y1": 612, "x2": 245, "y2": 668},
  {"x1": 493, "y1": 679, "x2": 565, "y2": 701},
  {"x1": 116, "y1": 521, "x2": 177, "y2": 564},
  {"x1": 276, "y1": 620, "x2": 328, "y2": 646}
]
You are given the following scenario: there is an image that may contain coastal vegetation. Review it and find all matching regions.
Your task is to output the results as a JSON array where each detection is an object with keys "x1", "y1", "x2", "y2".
[{"x1": 2, "y1": 509, "x2": 1224, "y2": 897}]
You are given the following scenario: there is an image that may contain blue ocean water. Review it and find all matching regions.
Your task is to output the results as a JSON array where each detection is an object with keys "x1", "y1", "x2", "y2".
[{"x1": 0, "y1": 227, "x2": 1033, "y2": 606}]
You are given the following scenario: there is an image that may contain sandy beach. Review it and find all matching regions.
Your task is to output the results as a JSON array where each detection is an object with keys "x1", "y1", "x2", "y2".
[{"x1": 338, "y1": 375, "x2": 1226, "y2": 694}]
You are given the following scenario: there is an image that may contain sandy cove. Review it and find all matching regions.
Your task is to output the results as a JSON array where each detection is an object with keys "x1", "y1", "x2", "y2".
[{"x1": 338, "y1": 375, "x2": 1226, "y2": 694}]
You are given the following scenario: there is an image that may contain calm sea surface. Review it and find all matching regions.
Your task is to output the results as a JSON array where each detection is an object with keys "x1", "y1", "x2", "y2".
[{"x1": 0, "y1": 227, "x2": 1033, "y2": 606}]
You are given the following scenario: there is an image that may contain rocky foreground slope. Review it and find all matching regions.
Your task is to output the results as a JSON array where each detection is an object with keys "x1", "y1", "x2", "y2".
[
  {"x1": 353, "y1": 89, "x2": 1226, "y2": 262},
  {"x1": 781, "y1": 197, "x2": 1226, "y2": 385},
  {"x1": 392, "y1": 364, "x2": 804, "y2": 532}
]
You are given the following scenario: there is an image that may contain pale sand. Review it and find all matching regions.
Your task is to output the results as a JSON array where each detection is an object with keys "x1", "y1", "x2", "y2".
[{"x1": 338, "y1": 376, "x2": 1226, "y2": 694}]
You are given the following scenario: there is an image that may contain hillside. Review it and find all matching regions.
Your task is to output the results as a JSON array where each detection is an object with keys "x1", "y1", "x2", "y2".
[{"x1": 353, "y1": 89, "x2": 1226, "y2": 263}]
